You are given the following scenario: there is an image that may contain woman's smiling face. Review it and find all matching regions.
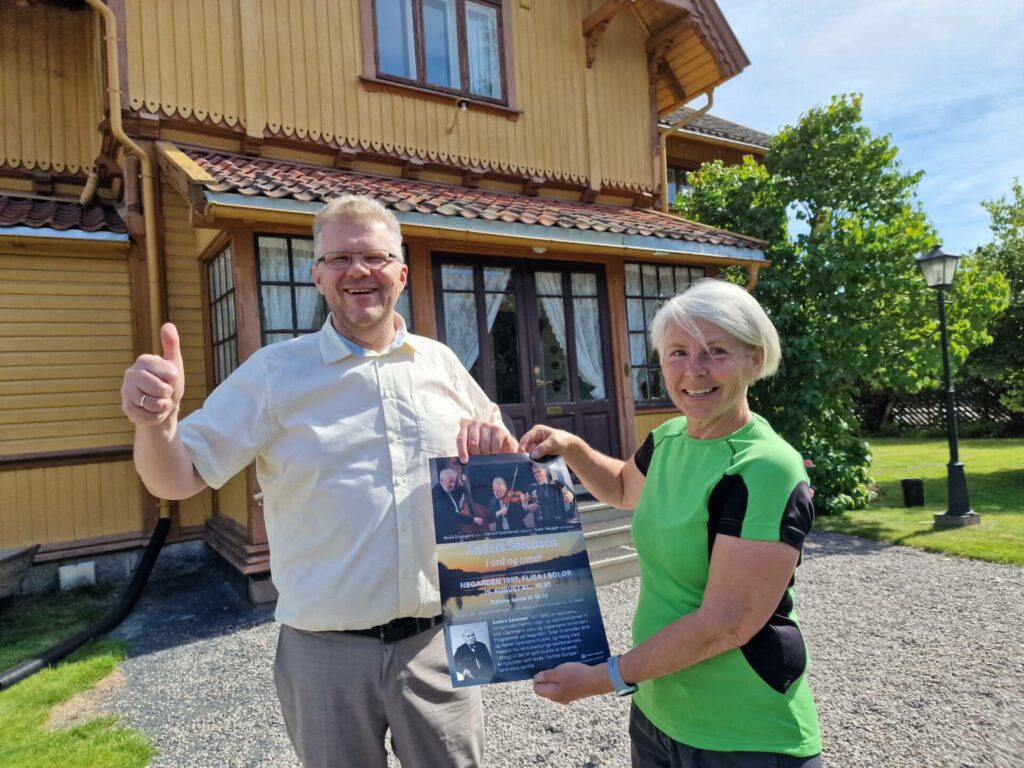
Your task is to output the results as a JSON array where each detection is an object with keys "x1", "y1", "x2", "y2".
[{"x1": 660, "y1": 317, "x2": 763, "y2": 439}]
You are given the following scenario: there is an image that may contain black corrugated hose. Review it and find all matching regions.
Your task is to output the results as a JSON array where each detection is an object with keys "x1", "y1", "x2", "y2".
[{"x1": 0, "y1": 516, "x2": 171, "y2": 691}]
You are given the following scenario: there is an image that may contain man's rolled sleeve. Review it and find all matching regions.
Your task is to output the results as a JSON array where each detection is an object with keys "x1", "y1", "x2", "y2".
[{"x1": 178, "y1": 355, "x2": 272, "y2": 489}]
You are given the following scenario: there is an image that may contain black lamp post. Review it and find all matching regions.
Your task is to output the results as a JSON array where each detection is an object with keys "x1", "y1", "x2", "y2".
[{"x1": 915, "y1": 246, "x2": 979, "y2": 528}]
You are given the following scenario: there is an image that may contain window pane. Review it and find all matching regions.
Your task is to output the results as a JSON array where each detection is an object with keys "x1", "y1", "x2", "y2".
[
  {"x1": 644, "y1": 300, "x2": 659, "y2": 329},
  {"x1": 376, "y1": 0, "x2": 416, "y2": 79},
  {"x1": 629, "y1": 333, "x2": 647, "y2": 366},
  {"x1": 466, "y1": 2, "x2": 501, "y2": 98},
  {"x1": 443, "y1": 292, "x2": 481, "y2": 381},
  {"x1": 291, "y1": 239, "x2": 315, "y2": 282},
  {"x1": 423, "y1": 0, "x2": 461, "y2": 89},
  {"x1": 574, "y1": 297, "x2": 604, "y2": 401},
  {"x1": 262, "y1": 285, "x2": 294, "y2": 329},
  {"x1": 641, "y1": 264, "x2": 658, "y2": 296},
  {"x1": 537, "y1": 296, "x2": 569, "y2": 403},
  {"x1": 649, "y1": 368, "x2": 665, "y2": 400},
  {"x1": 625, "y1": 263, "x2": 641, "y2": 296},
  {"x1": 674, "y1": 267, "x2": 692, "y2": 292},
  {"x1": 632, "y1": 367, "x2": 649, "y2": 401},
  {"x1": 226, "y1": 293, "x2": 236, "y2": 338},
  {"x1": 442, "y1": 264, "x2": 474, "y2": 290},
  {"x1": 264, "y1": 332, "x2": 294, "y2": 346},
  {"x1": 258, "y1": 237, "x2": 291, "y2": 281},
  {"x1": 490, "y1": 293, "x2": 521, "y2": 404},
  {"x1": 658, "y1": 266, "x2": 675, "y2": 298},
  {"x1": 571, "y1": 272, "x2": 597, "y2": 296},
  {"x1": 295, "y1": 286, "x2": 321, "y2": 329},
  {"x1": 535, "y1": 271, "x2": 563, "y2": 296},
  {"x1": 626, "y1": 299, "x2": 644, "y2": 332}
]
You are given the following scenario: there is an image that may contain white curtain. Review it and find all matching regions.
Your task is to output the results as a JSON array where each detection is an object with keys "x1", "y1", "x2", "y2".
[
  {"x1": 445, "y1": 267, "x2": 510, "y2": 369},
  {"x1": 535, "y1": 271, "x2": 569, "y2": 384},
  {"x1": 536, "y1": 273, "x2": 606, "y2": 401},
  {"x1": 466, "y1": 2, "x2": 500, "y2": 98},
  {"x1": 573, "y1": 297, "x2": 606, "y2": 400}
]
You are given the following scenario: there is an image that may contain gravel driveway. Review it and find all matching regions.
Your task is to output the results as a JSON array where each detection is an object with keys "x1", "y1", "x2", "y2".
[{"x1": 109, "y1": 531, "x2": 1024, "y2": 767}]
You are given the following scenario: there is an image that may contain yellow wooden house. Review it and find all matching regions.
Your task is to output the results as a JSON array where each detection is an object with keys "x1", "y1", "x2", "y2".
[{"x1": 1, "y1": 0, "x2": 768, "y2": 589}]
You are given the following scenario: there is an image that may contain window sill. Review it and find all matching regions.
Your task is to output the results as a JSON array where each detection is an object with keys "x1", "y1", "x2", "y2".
[{"x1": 359, "y1": 76, "x2": 522, "y2": 121}]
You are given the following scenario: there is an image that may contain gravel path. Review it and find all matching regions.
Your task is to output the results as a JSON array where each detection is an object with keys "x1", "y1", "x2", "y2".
[{"x1": 108, "y1": 531, "x2": 1024, "y2": 767}]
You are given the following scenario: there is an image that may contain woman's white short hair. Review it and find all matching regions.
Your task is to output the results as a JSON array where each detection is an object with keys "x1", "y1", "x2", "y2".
[
  {"x1": 312, "y1": 195, "x2": 404, "y2": 260},
  {"x1": 649, "y1": 278, "x2": 781, "y2": 380}
]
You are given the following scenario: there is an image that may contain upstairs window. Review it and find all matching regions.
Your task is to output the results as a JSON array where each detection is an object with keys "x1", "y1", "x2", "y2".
[
  {"x1": 372, "y1": 0, "x2": 505, "y2": 103},
  {"x1": 667, "y1": 165, "x2": 694, "y2": 209}
]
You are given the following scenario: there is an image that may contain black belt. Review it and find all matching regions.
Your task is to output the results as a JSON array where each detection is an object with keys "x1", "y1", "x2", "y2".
[{"x1": 346, "y1": 615, "x2": 442, "y2": 643}]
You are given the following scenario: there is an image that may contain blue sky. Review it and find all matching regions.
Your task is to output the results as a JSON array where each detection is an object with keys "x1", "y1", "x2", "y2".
[{"x1": 710, "y1": 0, "x2": 1024, "y2": 253}]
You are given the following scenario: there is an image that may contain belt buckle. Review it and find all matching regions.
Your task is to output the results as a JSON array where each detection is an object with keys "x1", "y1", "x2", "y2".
[{"x1": 380, "y1": 618, "x2": 407, "y2": 643}]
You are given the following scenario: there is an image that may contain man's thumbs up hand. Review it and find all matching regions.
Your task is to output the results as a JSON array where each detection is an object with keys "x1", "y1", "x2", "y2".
[{"x1": 121, "y1": 322, "x2": 186, "y2": 426}]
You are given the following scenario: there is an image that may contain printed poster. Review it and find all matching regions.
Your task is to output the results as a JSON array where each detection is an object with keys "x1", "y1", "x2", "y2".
[{"x1": 429, "y1": 453, "x2": 611, "y2": 686}]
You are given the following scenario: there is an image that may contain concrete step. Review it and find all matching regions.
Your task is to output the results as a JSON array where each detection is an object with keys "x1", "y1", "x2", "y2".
[
  {"x1": 582, "y1": 516, "x2": 635, "y2": 549},
  {"x1": 577, "y1": 498, "x2": 631, "y2": 523},
  {"x1": 588, "y1": 544, "x2": 639, "y2": 586}
]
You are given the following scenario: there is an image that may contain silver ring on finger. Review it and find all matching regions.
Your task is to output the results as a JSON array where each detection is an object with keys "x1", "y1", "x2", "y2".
[{"x1": 138, "y1": 394, "x2": 147, "y2": 409}]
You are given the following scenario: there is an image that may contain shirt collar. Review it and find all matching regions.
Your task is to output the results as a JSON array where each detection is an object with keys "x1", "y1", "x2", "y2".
[{"x1": 318, "y1": 313, "x2": 422, "y2": 364}]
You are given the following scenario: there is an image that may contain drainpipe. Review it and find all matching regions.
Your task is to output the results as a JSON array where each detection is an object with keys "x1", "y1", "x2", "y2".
[
  {"x1": 86, "y1": 0, "x2": 170, "y2": 522},
  {"x1": 658, "y1": 90, "x2": 714, "y2": 212}
]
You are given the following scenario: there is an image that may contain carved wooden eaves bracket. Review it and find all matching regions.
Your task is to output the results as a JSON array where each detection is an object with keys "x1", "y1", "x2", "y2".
[{"x1": 583, "y1": 0, "x2": 635, "y2": 68}]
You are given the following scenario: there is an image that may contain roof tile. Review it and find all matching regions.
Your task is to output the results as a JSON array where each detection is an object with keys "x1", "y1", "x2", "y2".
[
  {"x1": 0, "y1": 195, "x2": 127, "y2": 235},
  {"x1": 184, "y1": 149, "x2": 763, "y2": 252}
]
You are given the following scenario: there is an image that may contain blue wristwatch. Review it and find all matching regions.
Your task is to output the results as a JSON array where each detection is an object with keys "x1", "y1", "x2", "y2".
[{"x1": 607, "y1": 654, "x2": 638, "y2": 697}]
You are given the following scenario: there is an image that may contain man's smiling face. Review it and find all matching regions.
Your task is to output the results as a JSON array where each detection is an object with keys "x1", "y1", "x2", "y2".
[{"x1": 312, "y1": 218, "x2": 407, "y2": 349}]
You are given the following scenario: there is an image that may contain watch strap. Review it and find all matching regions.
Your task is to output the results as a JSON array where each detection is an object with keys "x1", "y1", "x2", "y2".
[{"x1": 607, "y1": 654, "x2": 638, "y2": 696}]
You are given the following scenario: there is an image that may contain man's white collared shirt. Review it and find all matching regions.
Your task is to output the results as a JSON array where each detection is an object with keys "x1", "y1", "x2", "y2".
[{"x1": 179, "y1": 317, "x2": 503, "y2": 631}]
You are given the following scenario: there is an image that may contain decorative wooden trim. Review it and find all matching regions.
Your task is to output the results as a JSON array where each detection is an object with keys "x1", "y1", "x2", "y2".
[
  {"x1": 582, "y1": 0, "x2": 631, "y2": 68},
  {"x1": 0, "y1": 446, "x2": 133, "y2": 471}
]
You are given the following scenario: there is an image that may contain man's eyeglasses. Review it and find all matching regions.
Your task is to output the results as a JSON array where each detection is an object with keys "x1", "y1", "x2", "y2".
[{"x1": 315, "y1": 250, "x2": 401, "y2": 271}]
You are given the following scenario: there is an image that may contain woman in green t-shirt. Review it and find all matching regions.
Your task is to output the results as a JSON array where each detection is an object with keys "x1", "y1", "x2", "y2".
[{"x1": 519, "y1": 279, "x2": 822, "y2": 767}]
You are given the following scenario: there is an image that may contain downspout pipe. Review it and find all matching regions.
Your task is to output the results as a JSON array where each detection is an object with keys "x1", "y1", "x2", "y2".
[
  {"x1": 0, "y1": 518, "x2": 171, "y2": 691},
  {"x1": 658, "y1": 90, "x2": 714, "y2": 212},
  {"x1": 85, "y1": 0, "x2": 169, "y2": 524}
]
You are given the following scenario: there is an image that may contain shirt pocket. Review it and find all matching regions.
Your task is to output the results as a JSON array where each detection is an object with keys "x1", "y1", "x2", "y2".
[{"x1": 414, "y1": 391, "x2": 464, "y2": 456}]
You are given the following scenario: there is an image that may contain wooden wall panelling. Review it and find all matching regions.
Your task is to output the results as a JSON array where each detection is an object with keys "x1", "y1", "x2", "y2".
[
  {"x1": 0, "y1": 3, "x2": 102, "y2": 175},
  {"x1": 0, "y1": 461, "x2": 144, "y2": 552}
]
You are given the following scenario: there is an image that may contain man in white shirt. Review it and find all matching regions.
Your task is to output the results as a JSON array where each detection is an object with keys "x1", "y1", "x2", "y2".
[{"x1": 121, "y1": 195, "x2": 515, "y2": 768}]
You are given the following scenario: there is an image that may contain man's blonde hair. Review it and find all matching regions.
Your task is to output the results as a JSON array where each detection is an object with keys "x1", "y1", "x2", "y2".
[{"x1": 312, "y1": 195, "x2": 404, "y2": 260}]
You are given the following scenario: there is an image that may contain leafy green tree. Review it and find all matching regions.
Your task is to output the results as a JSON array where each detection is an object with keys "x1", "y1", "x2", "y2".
[
  {"x1": 961, "y1": 181, "x2": 1024, "y2": 417},
  {"x1": 678, "y1": 95, "x2": 1008, "y2": 513}
]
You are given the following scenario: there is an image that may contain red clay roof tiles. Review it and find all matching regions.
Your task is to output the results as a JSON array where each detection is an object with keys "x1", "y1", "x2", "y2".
[
  {"x1": 0, "y1": 195, "x2": 127, "y2": 235},
  {"x1": 184, "y1": 149, "x2": 764, "y2": 252}
]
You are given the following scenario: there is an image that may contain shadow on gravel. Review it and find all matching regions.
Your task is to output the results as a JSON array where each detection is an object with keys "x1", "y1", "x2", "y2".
[
  {"x1": 109, "y1": 571, "x2": 275, "y2": 659},
  {"x1": 802, "y1": 530, "x2": 891, "y2": 559}
]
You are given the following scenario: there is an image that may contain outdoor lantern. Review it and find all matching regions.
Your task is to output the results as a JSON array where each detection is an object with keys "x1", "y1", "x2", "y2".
[
  {"x1": 916, "y1": 246, "x2": 961, "y2": 290},
  {"x1": 916, "y1": 244, "x2": 978, "y2": 528}
]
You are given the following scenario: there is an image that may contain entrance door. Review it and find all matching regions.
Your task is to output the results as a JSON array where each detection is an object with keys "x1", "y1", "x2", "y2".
[{"x1": 433, "y1": 256, "x2": 620, "y2": 458}]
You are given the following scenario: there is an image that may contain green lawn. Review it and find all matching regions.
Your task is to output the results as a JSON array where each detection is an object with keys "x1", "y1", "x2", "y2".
[
  {"x1": 0, "y1": 587, "x2": 153, "y2": 768},
  {"x1": 815, "y1": 437, "x2": 1024, "y2": 565}
]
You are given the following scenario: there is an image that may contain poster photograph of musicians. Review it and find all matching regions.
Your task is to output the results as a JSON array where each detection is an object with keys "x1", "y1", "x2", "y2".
[{"x1": 430, "y1": 454, "x2": 579, "y2": 545}]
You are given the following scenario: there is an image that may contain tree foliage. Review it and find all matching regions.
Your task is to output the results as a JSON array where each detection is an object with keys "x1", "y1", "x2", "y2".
[
  {"x1": 961, "y1": 181, "x2": 1024, "y2": 414},
  {"x1": 678, "y1": 95, "x2": 1008, "y2": 513}
]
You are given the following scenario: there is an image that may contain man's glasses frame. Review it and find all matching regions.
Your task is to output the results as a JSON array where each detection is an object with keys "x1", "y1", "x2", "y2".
[{"x1": 315, "y1": 250, "x2": 402, "y2": 271}]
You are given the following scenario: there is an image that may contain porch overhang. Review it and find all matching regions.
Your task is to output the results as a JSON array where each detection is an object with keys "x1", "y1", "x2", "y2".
[{"x1": 157, "y1": 143, "x2": 767, "y2": 268}]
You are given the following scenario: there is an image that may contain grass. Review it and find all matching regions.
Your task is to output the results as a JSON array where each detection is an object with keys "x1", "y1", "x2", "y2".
[
  {"x1": 0, "y1": 587, "x2": 153, "y2": 768},
  {"x1": 814, "y1": 437, "x2": 1024, "y2": 565}
]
